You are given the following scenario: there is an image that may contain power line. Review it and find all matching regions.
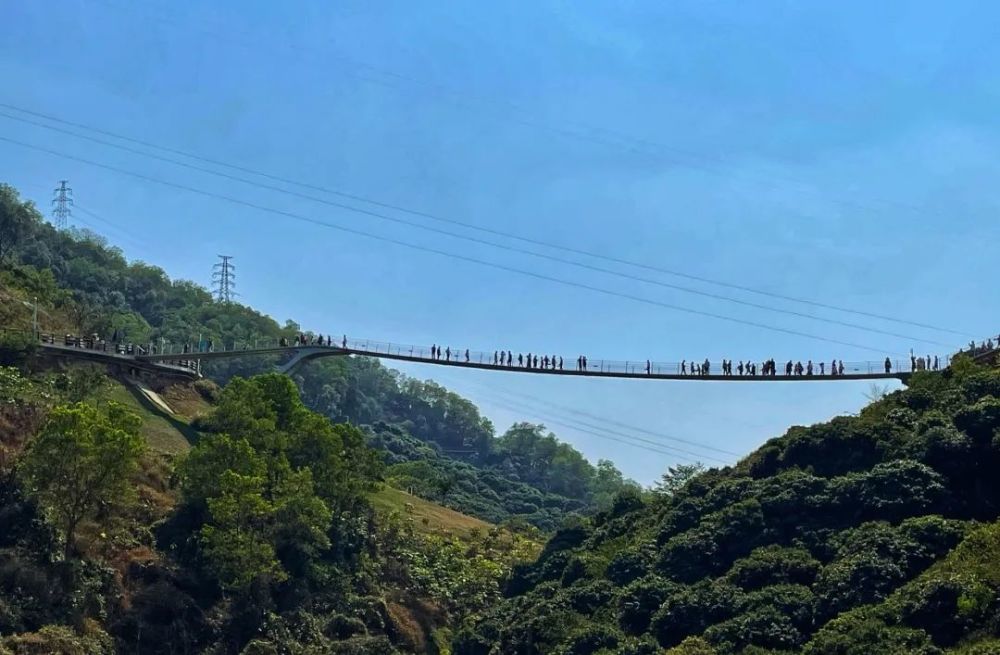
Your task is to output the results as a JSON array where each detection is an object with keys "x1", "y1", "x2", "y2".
[
  {"x1": 91, "y1": 0, "x2": 956, "y2": 225},
  {"x1": 51, "y1": 180, "x2": 73, "y2": 228},
  {"x1": 0, "y1": 132, "x2": 920, "y2": 356},
  {"x1": 0, "y1": 106, "x2": 965, "y2": 344},
  {"x1": 433, "y1": 373, "x2": 740, "y2": 458},
  {"x1": 483, "y1": 395, "x2": 719, "y2": 465}
]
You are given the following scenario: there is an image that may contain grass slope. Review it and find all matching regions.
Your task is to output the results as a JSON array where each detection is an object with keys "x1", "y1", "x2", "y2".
[{"x1": 372, "y1": 485, "x2": 495, "y2": 540}]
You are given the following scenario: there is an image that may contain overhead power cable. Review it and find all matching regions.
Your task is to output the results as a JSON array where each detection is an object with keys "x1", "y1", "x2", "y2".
[
  {"x1": 0, "y1": 107, "x2": 960, "y2": 346},
  {"x1": 432, "y1": 373, "x2": 741, "y2": 458},
  {"x1": 481, "y1": 396, "x2": 731, "y2": 464},
  {"x1": 482, "y1": 396, "x2": 718, "y2": 465},
  {"x1": 0, "y1": 133, "x2": 914, "y2": 356},
  {"x1": 91, "y1": 0, "x2": 958, "y2": 229}
]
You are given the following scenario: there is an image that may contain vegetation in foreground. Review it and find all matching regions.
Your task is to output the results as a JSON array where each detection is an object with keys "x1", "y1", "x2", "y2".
[{"x1": 453, "y1": 358, "x2": 1000, "y2": 654}]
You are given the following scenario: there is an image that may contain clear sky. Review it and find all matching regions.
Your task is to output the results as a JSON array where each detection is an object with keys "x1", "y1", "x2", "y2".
[{"x1": 3, "y1": 1, "x2": 998, "y2": 484}]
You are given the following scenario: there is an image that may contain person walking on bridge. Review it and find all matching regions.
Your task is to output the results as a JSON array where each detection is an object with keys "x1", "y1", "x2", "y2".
[
  {"x1": 465, "y1": 349, "x2": 470, "y2": 363},
  {"x1": 494, "y1": 351, "x2": 499, "y2": 365},
  {"x1": 518, "y1": 353, "x2": 524, "y2": 367},
  {"x1": 431, "y1": 345, "x2": 437, "y2": 359},
  {"x1": 646, "y1": 360, "x2": 651, "y2": 375},
  {"x1": 559, "y1": 356, "x2": 563, "y2": 370},
  {"x1": 885, "y1": 357, "x2": 892, "y2": 374},
  {"x1": 681, "y1": 360, "x2": 687, "y2": 375},
  {"x1": 543, "y1": 355, "x2": 550, "y2": 369},
  {"x1": 507, "y1": 350, "x2": 513, "y2": 367},
  {"x1": 582, "y1": 356, "x2": 588, "y2": 370},
  {"x1": 445, "y1": 347, "x2": 451, "y2": 361}
]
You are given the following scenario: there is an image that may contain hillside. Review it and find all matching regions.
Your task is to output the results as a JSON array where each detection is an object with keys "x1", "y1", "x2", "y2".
[
  {"x1": 0, "y1": 182, "x2": 638, "y2": 532},
  {"x1": 452, "y1": 357, "x2": 1000, "y2": 654}
]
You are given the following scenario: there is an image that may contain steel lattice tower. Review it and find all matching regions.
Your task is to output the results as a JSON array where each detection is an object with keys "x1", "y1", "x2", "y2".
[
  {"x1": 51, "y1": 181, "x2": 73, "y2": 229},
  {"x1": 212, "y1": 255, "x2": 237, "y2": 303}
]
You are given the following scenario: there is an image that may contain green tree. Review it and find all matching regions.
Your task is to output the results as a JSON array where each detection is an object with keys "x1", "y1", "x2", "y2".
[
  {"x1": 18, "y1": 401, "x2": 144, "y2": 557},
  {"x1": 653, "y1": 463, "x2": 705, "y2": 496},
  {"x1": 0, "y1": 184, "x2": 39, "y2": 266},
  {"x1": 200, "y1": 470, "x2": 284, "y2": 590}
]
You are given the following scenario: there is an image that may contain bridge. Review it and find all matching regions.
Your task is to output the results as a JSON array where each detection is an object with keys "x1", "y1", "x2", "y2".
[
  {"x1": 16, "y1": 330, "x2": 997, "y2": 384},
  {"x1": 135, "y1": 335, "x2": 938, "y2": 383}
]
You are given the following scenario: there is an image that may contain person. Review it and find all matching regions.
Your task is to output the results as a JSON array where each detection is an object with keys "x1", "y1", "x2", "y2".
[
  {"x1": 445, "y1": 347, "x2": 451, "y2": 361},
  {"x1": 885, "y1": 357, "x2": 892, "y2": 374},
  {"x1": 582, "y1": 356, "x2": 588, "y2": 370},
  {"x1": 518, "y1": 353, "x2": 524, "y2": 367},
  {"x1": 838, "y1": 360, "x2": 845, "y2": 375},
  {"x1": 681, "y1": 360, "x2": 687, "y2": 375},
  {"x1": 737, "y1": 361, "x2": 744, "y2": 376},
  {"x1": 559, "y1": 356, "x2": 563, "y2": 370},
  {"x1": 342, "y1": 335, "x2": 347, "y2": 348},
  {"x1": 465, "y1": 348, "x2": 470, "y2": 362},
  {"x1": 807, "y1": 360, "x2": 813, "y2": 375},
  {"x1": 646, "y1": 360, "x2": 651, "y2": 375},
  {"x1": 507, "y1": 350, "x2": 513, "y2": 367},
  {"x1": 533, "y1": 355, "x2": 539, "y2": 368},
  {"x1": 431, "y1": 345, "x2": 437, "y2": 359},
  {"x1": 494, "y1": 351, "x2": 499, "y2": 365},
  {"x1": 543, "y1": 355, "x2": 550, "y2": 369},
  {"x1": 820, "y1": 362, "x2": 826, "y2": 375},
  {"x1": 933, "y1": 355, "x2": 939, "y2": 370},
  {"x1": 911, "y1": 352, "x2": 917, "y2": 372},
  {"x1": 551, "y1": 354, "x2": 557, "y2": 370}
]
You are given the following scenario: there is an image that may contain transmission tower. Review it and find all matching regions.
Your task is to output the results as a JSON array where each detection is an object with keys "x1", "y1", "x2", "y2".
[
  {"x1": 51, "y1": 180, "x2": 73, "y2": 229},
  {"x1": 212, "y1": 255, "x2": 237, "y2": 303}
]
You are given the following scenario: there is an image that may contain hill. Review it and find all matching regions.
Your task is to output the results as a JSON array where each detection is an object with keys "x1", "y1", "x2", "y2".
[
  {"x1": 0, "y1": 181, "x2": 639, "y2": 531},
  {"x1": 452, "y1": 357, "x2": 1000, "y2": 654}
]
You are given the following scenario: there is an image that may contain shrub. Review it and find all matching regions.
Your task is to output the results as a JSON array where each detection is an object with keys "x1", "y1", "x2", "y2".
[{"x1": 725, "y1": 546, "x2": 821, "y2": 590}]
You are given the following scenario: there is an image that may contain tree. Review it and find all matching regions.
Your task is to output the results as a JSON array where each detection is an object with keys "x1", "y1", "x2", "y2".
[
  {"x1": 653, "y1": 463, "x2": 706, "y2": 496},
  {"x1": 200, "y1": 470, "x2": 284, "y2": 590},
  {"x1": 0, "y1": 184, "x2": 39, "y2": 266},
  {"x1": 18, "y1": 401, "x2": 144, "y2": 557}
]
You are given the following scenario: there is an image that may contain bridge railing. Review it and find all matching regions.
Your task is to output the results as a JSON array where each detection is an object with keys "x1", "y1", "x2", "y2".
[{"x1": 147, "y1": 334, "x2": 953, "y2": 377}]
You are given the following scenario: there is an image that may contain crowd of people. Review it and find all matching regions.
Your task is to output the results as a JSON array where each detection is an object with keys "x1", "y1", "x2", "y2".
[{"x1": 39, "y1": 328, "x2": 1000, "y2": 379}]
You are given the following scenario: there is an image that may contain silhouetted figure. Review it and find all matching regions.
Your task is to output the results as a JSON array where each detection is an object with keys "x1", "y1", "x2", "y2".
[
  {"x1": 507, "y1": 350, "x2": 513, "y2": 367},
  {"x1": 343, "y1": 335, "x2": 347, "y2": 348},
  {"x1": 582, "y1": 356, "x2": 588, "y2": 370},
  {"x1": 703, "y1": 358, "x2": 710, "y2": 376},
  {"x1": 885, "y1": 357, "x2": 892, "y2": 374},
  {"x1": 559, "y1": 356, "x2": 563, "y2": 370},
  {"x1": 807, "y1": 360, "x2": 813, "y2": 375},
  {"x1": 820, "y1": 362, "x2": 826, "y2": 375},
  {"x1": 527, "y1": 353, "x2": 533, "y2": 369},
  {"x1": 911, "y1": 352, "x2": 917, "y2": 372},
  {"x1": 465, "y1": 349, "x2": 470, "y2": 362},
  {"x1": 738, "y1": 361, "x2": 744, "y2": 376},
  {"x1": 681, "y1": 360, "x2": 687, "y2": 375},
  {"x1": 933, "y1": 355, "x2": 939, "y2": 370},
  {"x1": 646, "y1": 360, "x2": 651, "y2": 375},
  {"x1": 543, "y1": 355, "x2": 550, "y2": 369},
  {"x1": 431, "y1": 345, "x2": 437, "y2": 359},
  {"x1": 494, "y1": 351, "x2": 499, "y2": 365},
  {"x1": 445, "y1": 347, "x2": 451, "y2": 361},
  {"x1": 533, "y1": 355, "x2": 539, "y2": 368},
  {"x1": 838, "y1": 360, "x2": 845, "y2": 375},
  {"x1": 518, "y1": 354, "x2": 524, "y2": 367},
  {"x1": 786, "y1": 361, "x2": 793, "y2": 376}
]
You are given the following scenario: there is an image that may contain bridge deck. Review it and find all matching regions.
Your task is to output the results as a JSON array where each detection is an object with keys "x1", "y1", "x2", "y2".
[{"x1": 141, "y1": 344, "x2": 915, "y2": 382}]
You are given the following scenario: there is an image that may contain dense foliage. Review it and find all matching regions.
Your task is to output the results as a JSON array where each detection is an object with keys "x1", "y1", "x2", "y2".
[
  {"x1": 0, "y1": 182, "x2": 636, "y2": 530},
  {"x1": 454, "y1": 361, "x2": 1000, "y2": 654}
]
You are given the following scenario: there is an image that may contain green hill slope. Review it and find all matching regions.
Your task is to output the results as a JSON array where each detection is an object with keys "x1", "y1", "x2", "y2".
[{"x1": 453, "y1": 359, "x2": 1000, "y2": 655}]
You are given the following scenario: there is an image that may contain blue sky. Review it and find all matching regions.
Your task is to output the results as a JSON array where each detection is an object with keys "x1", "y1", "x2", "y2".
[{"x1": 2, "y1": 0, "x2": 998, "y2": 484}]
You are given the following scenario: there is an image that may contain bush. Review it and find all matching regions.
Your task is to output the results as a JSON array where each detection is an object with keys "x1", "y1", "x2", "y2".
[
  {"x1": 803, "y1": 610, "x2": 940, "y2": 655},
  {"x1": 725, "y1": 546, "x2": 821, "y2": 590},
  {"x1": 650, "y1": 581, "x2": 744, "y2": 648},
  {"x1": 617, "y1": 575, "x2": 681, "y2": 635},
  {"x1": 703, "y1": 606, "x2": 804, "y2": 652}
]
